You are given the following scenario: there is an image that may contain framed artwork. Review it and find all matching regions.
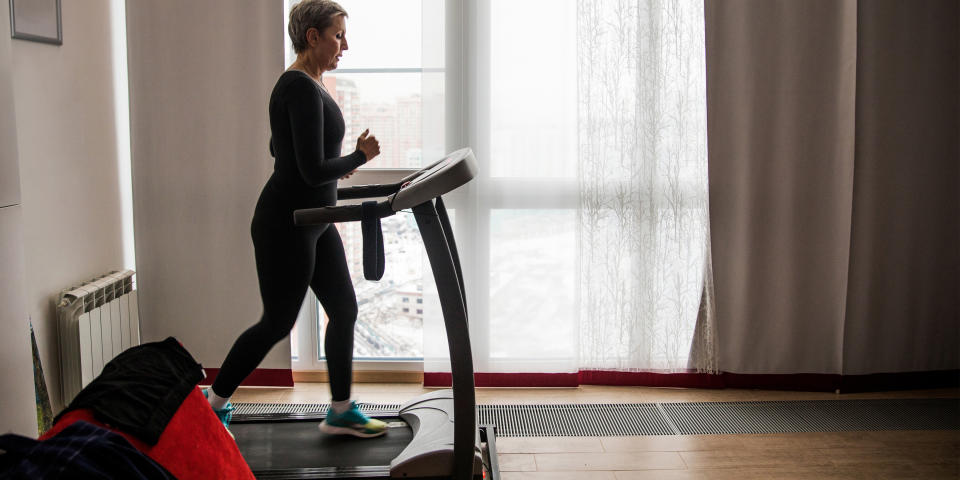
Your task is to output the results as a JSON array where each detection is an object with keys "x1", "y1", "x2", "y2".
[{"x1": 9, "y1": 0, "x2": 61, "y2": 45}]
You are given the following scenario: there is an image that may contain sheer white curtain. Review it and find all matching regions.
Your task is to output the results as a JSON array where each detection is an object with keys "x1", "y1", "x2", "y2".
[
  {"x1": 578, "y1": 0, "x2": 715, "y2": 373},
  {"x1": 423, "y1": 0, "x2": 714, "y2": 379}
]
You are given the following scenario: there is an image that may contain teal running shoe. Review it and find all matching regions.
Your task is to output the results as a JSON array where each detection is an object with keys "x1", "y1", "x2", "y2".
[
  {"x1": 319, "y1": 401, "x2": 388, "y2": 438},
  {"x1": 202, "y1": 388, "x2": 235, "y2": 431}
]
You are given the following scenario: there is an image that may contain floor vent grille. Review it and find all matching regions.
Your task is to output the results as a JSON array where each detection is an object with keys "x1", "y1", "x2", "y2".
[{"x1": 233, "y1": 398, "x2": 959, "y2": 436}]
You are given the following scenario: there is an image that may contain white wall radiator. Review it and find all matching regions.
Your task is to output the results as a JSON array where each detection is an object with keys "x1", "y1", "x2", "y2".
[{"x1": 57, "y1": 270, "x2": 140, "y2": 404}]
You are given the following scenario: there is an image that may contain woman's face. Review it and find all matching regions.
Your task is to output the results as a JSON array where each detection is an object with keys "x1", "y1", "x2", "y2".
[{"x1": 310, "y1": 14, "x2": 348, "y2": 73}]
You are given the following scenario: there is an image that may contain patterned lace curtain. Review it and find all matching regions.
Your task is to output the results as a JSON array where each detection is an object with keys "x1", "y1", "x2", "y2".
[{"x1": 577, "y1": 0, "x2": 717, "y2": 373}]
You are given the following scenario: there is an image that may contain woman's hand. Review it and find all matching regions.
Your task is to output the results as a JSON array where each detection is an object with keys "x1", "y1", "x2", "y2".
[{"x1": 356, "y1": 129, "x2": 380, "y2": 162}]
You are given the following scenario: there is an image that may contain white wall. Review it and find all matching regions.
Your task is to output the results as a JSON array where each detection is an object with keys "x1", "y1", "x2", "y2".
[
  {"x1": 12, "y1": 0, "x2": 125, "y2": 412},
  {"x1": 0, "y1": 208, "x2": 33, "y2": 436},
  {"x1": 0, "y1": 3, "x2": 36, "y2": 437},
  {"x1": 125, "y1": 1, "x2": 284, "y2": 369},
  {"x1": 0, "y1": 4, "x2": 21, "y2": 210}
]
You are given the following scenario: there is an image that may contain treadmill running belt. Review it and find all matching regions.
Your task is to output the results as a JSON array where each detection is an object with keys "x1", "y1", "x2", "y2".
[{"x1": 233, "y1": 421, "x2": 413, "y2": 472}]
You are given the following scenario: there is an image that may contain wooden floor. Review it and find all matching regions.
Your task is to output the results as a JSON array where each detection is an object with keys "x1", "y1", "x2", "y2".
[{"x1": 231, "y1": 384, "x2": 960, "y2": 480}]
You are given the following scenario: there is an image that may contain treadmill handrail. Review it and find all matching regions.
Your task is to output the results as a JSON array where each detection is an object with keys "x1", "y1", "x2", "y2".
[
  {"x1": 336, "y1": 182, "x2": 403, "y2": 200},
  {"x1": 293, "y1": 200, "x2": 395, "y2": 224}
]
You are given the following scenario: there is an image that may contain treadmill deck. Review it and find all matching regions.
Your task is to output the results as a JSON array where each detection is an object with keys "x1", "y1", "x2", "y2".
[{"x1": 232, "y1": 418, "x2": 414, "y2": 478}]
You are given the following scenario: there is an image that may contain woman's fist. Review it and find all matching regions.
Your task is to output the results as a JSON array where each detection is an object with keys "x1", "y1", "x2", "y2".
[{"x1": 356, "y1": 129, "x2": 380, "y2": 162}]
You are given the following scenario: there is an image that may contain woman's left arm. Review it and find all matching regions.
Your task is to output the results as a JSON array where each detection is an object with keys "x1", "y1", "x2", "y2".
[{"x1": 284, "y1": 76, "x2": 366, "y2": 186}]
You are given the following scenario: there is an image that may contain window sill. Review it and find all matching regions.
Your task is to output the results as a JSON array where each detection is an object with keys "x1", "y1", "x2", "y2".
[{"x1": 292, "y1": 370, "x2": 424, "y2": 384}]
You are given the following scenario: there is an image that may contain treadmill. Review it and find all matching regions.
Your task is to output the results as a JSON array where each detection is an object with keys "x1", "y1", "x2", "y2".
[{"x1": 231, "y1": 148, "x2": 500, "y2": 480}]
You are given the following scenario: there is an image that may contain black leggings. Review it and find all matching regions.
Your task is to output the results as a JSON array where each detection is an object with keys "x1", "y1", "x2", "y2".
[{"x1": 211, "y1": 206, "x2": 357, "y2": 401}]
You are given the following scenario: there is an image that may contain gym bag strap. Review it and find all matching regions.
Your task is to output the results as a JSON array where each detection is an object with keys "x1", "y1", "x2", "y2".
[{"x1": 361, "y1": 200, "x2": 385, "y2": 281}]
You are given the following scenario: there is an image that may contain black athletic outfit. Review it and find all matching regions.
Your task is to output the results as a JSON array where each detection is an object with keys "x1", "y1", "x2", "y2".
[{"x1": 211, "y1": 70, "x2": 367, "y2": 401}]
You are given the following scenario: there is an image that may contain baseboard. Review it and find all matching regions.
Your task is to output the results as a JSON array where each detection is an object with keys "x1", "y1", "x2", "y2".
[
  {"x1": 838, "y1": 370, "x2": 960, "y2": 393},
  {"x1": 424, "y1": 372, "x2": 580, "y2": 388},
  {"x1": 200, "y1": 368, "x2": 294, "y2": 387},
  {"x1": 424, "y1": 369, "x2": 960, "y2": 392},
  {"x1": 292, "y1": 370, "x2": 424, "y2": 384},
  {"x1": 720, "y1": 370, "x2": 960, "y2": 392},
  {"x1": 199, "y1": 367, "x2": 957, "y2": 392}
]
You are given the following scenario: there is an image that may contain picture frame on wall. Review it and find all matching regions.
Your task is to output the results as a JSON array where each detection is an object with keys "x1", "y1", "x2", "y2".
[{"x1": 8, "y1": 0, "x2": 61, "y2": 45}]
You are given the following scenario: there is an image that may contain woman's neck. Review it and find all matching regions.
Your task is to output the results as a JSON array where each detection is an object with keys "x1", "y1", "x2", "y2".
[{"x1": 289, "y1": 54, "x2": 323, "y2": 82}]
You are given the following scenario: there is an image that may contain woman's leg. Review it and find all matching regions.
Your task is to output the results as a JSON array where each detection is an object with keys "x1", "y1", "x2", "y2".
[
  {"x1": 312, "y1": 226, "x2": 387, "y2": 438},
  {"x1": 309, "y1": 225, "x2": 358, "y2": 402},
  {"x1": 210, "y1": 220, "x2": 320, "y2": 399}
]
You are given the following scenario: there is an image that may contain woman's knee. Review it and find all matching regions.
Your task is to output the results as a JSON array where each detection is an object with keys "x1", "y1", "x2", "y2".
[
  {"x1": 328, "y1": 299, "x2": 358, "y2": 326},
  {"x1": 256, "y1": 311, "x2": 299, "y2": 343}
]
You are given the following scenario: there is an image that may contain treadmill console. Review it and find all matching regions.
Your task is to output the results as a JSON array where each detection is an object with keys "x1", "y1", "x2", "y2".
[
  {"x1": 402, "y1": 157, "x2": 453, "y2": 189},
  {"x1": 391, "y1": 148, "x2": 477, "y2": 211}
]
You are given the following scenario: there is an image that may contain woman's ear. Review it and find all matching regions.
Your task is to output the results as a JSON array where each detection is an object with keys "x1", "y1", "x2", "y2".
[{"x1": 305, "y1": 27, "x2": 320, "y2": 47}]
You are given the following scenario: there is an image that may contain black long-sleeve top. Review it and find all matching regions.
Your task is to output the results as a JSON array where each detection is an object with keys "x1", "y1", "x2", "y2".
[{"x1": 262, "y1": 70, "x2": 366, "y2": 211}]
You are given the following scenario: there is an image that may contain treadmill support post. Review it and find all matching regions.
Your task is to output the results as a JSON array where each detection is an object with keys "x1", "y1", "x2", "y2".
[{"x1": 413, "y1": 199, "x2": 477, "y2": 480}]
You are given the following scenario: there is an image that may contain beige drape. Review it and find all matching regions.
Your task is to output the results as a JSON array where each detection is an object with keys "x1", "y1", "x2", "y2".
[
  {"x1": 842, "y1": 0, "x2": 959, "y2": 375},
  {"x1": 706, "y1": 0, "x2": 958, "y2": 375},
  {"x1": 126, "y1": 1, "x2": 285, "y2": 368}
]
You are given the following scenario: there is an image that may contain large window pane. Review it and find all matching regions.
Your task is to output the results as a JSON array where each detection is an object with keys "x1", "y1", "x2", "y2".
[
  {"x1": 489, "y1": 210, "x2": 577, "y2": 370},
  {"x1": 319, "y1": 214, "x2": 426, "y2": 359},
  {"x1": 322, "y1": 73, "x2": 423, "y2": 169},
  {"x1": 489, "y1": 0, "x2": 577, "y2": 179},
  {"x1": 332, "y1": 0, "x2": 422, "y2": 69}
]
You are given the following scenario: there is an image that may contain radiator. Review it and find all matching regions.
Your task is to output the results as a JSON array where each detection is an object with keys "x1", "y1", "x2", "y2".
[{"x1": 57, "y1": 270, "x2": 140, "y2": 404}]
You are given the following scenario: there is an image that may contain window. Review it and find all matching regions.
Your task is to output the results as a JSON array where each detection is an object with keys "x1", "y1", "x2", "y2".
[
  {"x1": 484, "y1": 0, "x2": 578, "y2": 371},
  {"x1": 287, "y1": 0, "x2": 428, "y2": 368},
  {"x1": 292, "y1": 0, "x2": 708, "y2": 376},
  {"x1": 421, "y1": 0, "x2": 581, "y2": 374}
]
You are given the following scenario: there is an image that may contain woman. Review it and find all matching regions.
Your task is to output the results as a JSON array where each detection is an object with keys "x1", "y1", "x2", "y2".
[{"x1": 205, "y1": 0, "x2": 387, "y2": 438}]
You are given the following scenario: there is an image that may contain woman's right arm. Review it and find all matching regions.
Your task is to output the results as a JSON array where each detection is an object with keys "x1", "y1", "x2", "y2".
[{"x1": 283, "y1": 76, "x2": 367, "y2": 187}]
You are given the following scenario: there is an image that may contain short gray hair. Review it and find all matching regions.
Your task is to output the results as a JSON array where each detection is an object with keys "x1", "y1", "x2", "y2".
[{"x1": 288, "y1": 0, "x2": 348, "y2": 54}]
